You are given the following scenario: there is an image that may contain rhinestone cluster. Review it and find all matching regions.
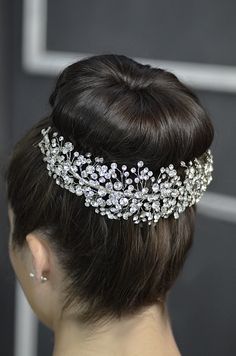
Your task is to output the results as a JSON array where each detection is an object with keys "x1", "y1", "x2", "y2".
[{"x1": 38, "y1": 126, "x2": 213, "y2": 225}]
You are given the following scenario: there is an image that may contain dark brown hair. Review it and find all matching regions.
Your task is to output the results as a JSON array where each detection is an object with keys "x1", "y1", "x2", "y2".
[{"x1": 5, "y1": 54, "x2": 214, "y2": 326}]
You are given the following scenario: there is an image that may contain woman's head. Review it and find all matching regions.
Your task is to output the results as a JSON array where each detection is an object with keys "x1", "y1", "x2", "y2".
[{"x1": 6, "y1": 54, "x2": 214, "y2": 328}]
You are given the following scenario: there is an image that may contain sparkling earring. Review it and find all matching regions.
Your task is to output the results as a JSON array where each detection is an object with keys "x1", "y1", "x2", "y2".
[
  {"x1": 40, "y1": 275, "x2": 48, "y2": 283},
  {"x1": 29, "y1": 272, "x2": 48, "y2": 283}
]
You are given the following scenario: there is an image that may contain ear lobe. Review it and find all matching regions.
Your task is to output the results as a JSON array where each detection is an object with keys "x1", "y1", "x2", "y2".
[{"x1": 26, "y1": 233, "x2": 50, "y2": 281}]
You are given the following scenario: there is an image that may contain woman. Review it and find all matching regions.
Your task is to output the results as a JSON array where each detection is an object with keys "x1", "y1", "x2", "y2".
[{"x1": 6, "y1": 54, "x2": 214, "y2": 356}]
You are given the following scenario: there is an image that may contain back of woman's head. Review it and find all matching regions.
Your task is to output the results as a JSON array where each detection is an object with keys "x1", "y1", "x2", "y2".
[{"x1": 6, "y1": 54, "x2": 214, "y2": 325}]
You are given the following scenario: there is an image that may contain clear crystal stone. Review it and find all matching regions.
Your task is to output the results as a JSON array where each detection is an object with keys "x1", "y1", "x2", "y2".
[
  {"x1": 86, "y1": 165, "x2": 95, "y2": 174},
  {"x1": 111, "y1": 163, "x2": 117, "y2": 169},
  {"x1": 144, "y1": 202, "x2": 150, "y2": 209},
  {"x1": 105, "y1": 182, "x2": 113, "y2": 190},
  {"x1": 130, "y1": 206, "x2": 137, "y2": 213},
  {"x1": 63, "y1": 163, "x2": 70, "y2": 171},
  {"x1": 81, "y1": 171, "x2": 88, "y2": 177},
  {"x1": 119, "y1": 197, "x2": 128, "y2": 206},
  {"x1": 152, "y1": 183, "x2": 159, "y2": 193},
  {"x1": 137, "y1": 161, "x2": 144, "y2": 167},
  {"x1": 152, "y1": 201, "x2": 160, "y2": 211},
  {"x1": 171, "y1": 189, "x2": 179, "y2": 197},
  {"x1": 169, "y1": 170, "x2": 176, "y2": 177},
  {"x1": 98, "y1": 188, "x2": 107, "y2": 197},
  {"x1": 64, "y1": 142, "x2": 74, "y2": 151},
  {"x1": 125, "y1": 178, "x2": 133, "y2": 184},
  {"x1": 75, "y1": 188, "x2": 83, "y2": 196},
  {"x1": 134, "y1": 192, "x2": 142, "y2": 198},
  {"x1": 101, "y1": 165, "x2": 108, "y2": 172},
  {"x1": 97, "y1": 198, "x2": 106, "y2": 207},
  {"x1": 114, "y1": 182, "x2": 123, "y2": 190}
]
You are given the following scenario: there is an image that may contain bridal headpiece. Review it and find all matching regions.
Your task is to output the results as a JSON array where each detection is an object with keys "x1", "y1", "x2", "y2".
[{"x1": 38, "y1": 126, "x2": 213, "y2": 225}]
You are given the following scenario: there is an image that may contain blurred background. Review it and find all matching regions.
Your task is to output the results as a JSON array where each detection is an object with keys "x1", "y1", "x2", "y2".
[{"x1": 1, "y1": 0, "x2": 236, "y2": 355}]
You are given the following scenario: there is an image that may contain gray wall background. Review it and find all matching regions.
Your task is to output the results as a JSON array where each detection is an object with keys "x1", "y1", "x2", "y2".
[{"x1": 1, "y1": 0, "x2": 236, "y2": 355}]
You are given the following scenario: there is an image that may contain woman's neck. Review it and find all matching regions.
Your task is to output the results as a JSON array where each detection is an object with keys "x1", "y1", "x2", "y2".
[{"x1": 53, "y1": 303, "x2": 181, "y2": 356}]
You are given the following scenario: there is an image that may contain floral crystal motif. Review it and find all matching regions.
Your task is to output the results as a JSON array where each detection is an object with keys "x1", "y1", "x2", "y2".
[{"x1": 38, "y1": 126, "x2": 214, "y2": 225}]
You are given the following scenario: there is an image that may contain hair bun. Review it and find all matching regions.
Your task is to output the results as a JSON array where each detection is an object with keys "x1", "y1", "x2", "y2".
[{"x1": 48, "y1": 54, "x2": 214, "y2": 166}]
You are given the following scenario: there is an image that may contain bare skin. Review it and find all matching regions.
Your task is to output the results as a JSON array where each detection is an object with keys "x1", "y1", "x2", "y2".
[
  {"x1": 52, "y1": 303, "x2": 181, "y2": 356},
  {"x1": 8, "y1": 206, "x2": 181, "y2": 356}
]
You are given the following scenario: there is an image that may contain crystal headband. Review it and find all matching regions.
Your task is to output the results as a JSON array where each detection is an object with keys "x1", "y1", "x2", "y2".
[{"x1": 38, "y1": 126, "x2": 213, "y2": 225}]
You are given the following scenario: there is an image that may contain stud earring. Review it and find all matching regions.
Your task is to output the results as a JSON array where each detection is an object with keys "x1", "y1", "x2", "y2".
[
  {"x1": 40, "y1": 275, "x2": 48, "y2": 283},
  {"x1": 29, "y1": 272, "x2": 48, "y2": 283}
]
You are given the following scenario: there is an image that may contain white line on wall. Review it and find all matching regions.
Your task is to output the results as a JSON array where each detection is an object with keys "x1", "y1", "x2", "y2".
[
  {"x1": 22, "y1": 0, "x2": 236, "y2": 92},
  {"x1": 14, "y1": 282, "x2": 38, "y2": 356},
  {"x1": 198, "y1": 191, "x2": 236, "y2": 223}
]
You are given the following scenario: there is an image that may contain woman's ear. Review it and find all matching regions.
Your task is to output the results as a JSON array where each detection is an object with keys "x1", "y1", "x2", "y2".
[{"x1": 26, "y1": 233, "x2": 51, "y2": 282}]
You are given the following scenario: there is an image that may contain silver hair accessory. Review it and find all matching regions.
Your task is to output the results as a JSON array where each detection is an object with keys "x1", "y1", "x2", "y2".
[{"x1": 38, "y1": 126, "x2": 213, "y2": 225}]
